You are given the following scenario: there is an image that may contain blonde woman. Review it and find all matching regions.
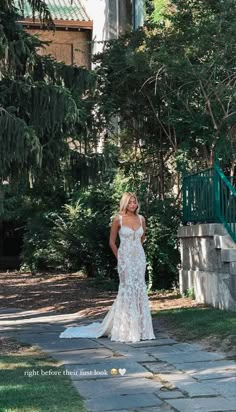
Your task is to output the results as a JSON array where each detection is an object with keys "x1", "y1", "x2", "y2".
[{"x1": 60, "y1": 192, "x2": 156, "y2": 343}]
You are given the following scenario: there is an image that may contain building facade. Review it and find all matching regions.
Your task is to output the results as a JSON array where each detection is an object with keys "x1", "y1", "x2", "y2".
[
  {"x1": 85, "y1": 0, "x2": 145, "y2": 55},
  {"x1": 18, "y1": 0, "x2": 92, "y2": 68},
  {"x1": 18, "y1": 0, "x2": 145, "y2": 66}
]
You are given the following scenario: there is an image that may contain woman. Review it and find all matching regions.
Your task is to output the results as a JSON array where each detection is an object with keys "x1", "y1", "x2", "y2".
[{"x1": 60, "y1": 192, "x2": 156, "y2": 343}]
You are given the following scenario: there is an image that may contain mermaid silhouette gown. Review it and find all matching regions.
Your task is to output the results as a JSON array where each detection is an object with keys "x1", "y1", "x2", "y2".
[{"x1": 60, "y1": 214, "x2": 156, "y2": 343}]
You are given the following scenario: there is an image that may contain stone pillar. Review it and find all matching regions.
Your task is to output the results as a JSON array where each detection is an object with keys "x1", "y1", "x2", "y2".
[{"x1": 177, "y1": 224, "x2": 236, "y2": 311}]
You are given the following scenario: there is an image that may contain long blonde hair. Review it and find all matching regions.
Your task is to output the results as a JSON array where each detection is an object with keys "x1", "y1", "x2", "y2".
[{"x1": 119, "y1": 192, "x2": 140, "y2": 215}]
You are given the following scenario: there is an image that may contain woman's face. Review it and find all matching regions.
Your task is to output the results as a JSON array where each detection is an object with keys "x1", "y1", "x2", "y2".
[{"x1": 127, "y1": 196, "x2": 137, "y2": 213}]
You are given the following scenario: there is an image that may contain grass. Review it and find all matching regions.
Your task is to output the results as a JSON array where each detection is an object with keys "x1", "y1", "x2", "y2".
[
  {"x1": 0, "y1": 342, "x2": 86, "y2": 412},
  {"x1": 155, "y1": 306, "x2": 236, "y2": 352}
]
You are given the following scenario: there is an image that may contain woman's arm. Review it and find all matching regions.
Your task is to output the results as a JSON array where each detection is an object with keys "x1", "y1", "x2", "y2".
[
  {"x1": 141, "y1": 216, "x2": 146, "y2": 244},
  {"x1": 109, "y1": 215, "x2": 120, "y2": 258}
]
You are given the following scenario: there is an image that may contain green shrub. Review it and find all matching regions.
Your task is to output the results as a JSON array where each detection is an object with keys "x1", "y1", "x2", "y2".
[
  {"x1": 145, "y1": 198, "x2": 181, "y2": 290},
  {"x1": 21, "y1": 183, "x2": 181, "y2": 290}
]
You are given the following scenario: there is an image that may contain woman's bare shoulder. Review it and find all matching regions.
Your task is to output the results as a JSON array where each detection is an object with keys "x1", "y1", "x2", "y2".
[{"x1": 111, "y1": 214, "x2": 120, "y2": 224}]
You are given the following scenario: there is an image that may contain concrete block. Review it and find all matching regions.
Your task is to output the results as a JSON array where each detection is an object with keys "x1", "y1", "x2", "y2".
[
  {"x1": 214, "y1": 234, "x2": 236, "y2": 249},
  {"x1": 177, "y1": 224, "x2": 227, "y2": 238},
  {"x1": 181, "y1": 238, "x2": 223, "y2": 271},
  {"x1": 178, "y1": 223, "x2": 236, "y2": 311},
  {"x1": 180, "y1": 269, "x2": 236, "y2": 311},
  {"x1": 229, "y1": 262, "x2": 236, "y2": 275},
  {"x1": 221, "y1": 248, "x2": 236, "y2": 262}
]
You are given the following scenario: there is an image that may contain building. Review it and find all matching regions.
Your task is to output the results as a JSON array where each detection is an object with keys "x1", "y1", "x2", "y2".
[
  {"x1": 18, "y1": 0, "x2": 93, "y2": 68},
  {"x1": 85, "y1": 0, "x2": 145, "y2": 55},
  {"x1": 18, "y1": 1, "x2": 145, "y2": 66}
]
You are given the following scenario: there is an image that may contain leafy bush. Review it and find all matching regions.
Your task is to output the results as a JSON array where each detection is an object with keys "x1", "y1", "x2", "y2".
[
  {"x1": 22, "y1": 184, "x2": 118, "y2": 280},
  {"x1": 145, "y1": 198, "x2": 181, "y2": 290}
]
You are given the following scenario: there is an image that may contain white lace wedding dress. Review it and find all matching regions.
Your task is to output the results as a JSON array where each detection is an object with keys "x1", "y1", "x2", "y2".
[{"x1": 60, "y1": 214, "x2": 156, "y2": 343}]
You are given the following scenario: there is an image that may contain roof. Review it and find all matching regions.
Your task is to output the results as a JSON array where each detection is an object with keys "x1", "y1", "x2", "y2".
[{"x1": 21, "y1": 0, "x2": 90, "y2": 22}]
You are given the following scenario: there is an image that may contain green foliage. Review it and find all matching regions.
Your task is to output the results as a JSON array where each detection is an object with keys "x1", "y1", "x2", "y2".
[
  {"x1": 3, "y1": 0, "x2": 236, "y2": 292},
  {"x1": 0, "y1": 108, "x2": 41, "y2": 179},
  {"x1": 145, "y1": 199, "x2": 181, "y2": 290},
  {"x1": 149, "y1": 0, "x2": 170, "y2": 23},
  {"x1": 21, "y1": 184, "x2": 118, "y2": 278},
  {"x1": 183, "y1": 287, "x2": 195, "y2": 300},
  {"x1": 0, "y1": 1, "x2": 102, "y2": 185}
]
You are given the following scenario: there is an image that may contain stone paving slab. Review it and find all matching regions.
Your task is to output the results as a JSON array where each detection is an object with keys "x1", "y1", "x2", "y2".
[
  {"x1": 128, "y1": 338, "x2": 178, "y2": 347},
  {"x1": 171, "y1": 342, "x2": 204, "y2": 352},
  {"x1": 143, "y1": 345, "x2": 184, "y2": 356},
  {"x1": 10, "y1": 333, "x2": 103, "y2": 351},
  {"x1": 1, "y1": 307, "x2": 236, "y2": 412},
  {"x1": 142, "y1": 362, "x2": 178, "y2": 374},
  {"x1": 166, "y1": 397, "x2": 236, "y2": 412},
  {"x1": 154, "y1": 351, "x2": 225, "y2": 364},
  {"x1": 158, "y1": 372, "x2": 197, "y2": 384},
  {"x1": 172, "y1": 381, "x2": 220, "y2": 397},
  {"x1": 203, "y1": 378, "x2": 236, "y2": 397},
  {"x1": 158, "y1": 390, "x2": 185, "y2": 399},
  {"x1": 191, "y1": 370, "x2": 236, "y2": 381},
  {"x1": 64, "y1": 359, "x2": 153, "y2": 380},
  {"x1": 227, "y1": 396, "x2": 236, "y2": 405},
  {"x1": 9, "y1": 331, "x2": 62, "y2": 339},
  {"x1": 50, "y1": 348, "x2": 124, "y2": 365},
  {"x1": 174, "y1": 360, "x2": 236, "y2": 374},
  {"x1": 72, "y1": 376, "x2": 163, "y2": 397},
  {"x1": 135, "y1": 405, "x2": 175, "y2": 412},
  {"x1": 0, "y1": 307, "x2": 24, "y2": 314},
  {"x1": 99, "y1": 342, "x2": 158, "y2": 362},
  {"x1": 85, "y1": 392, "x2": 163, "y2": 412},
  {"x1": 6, "y1": 325, "x2": 65, "y2": 333},
  {"x1": 0, "y1": 309, "x2": 88, "y2": 326}
]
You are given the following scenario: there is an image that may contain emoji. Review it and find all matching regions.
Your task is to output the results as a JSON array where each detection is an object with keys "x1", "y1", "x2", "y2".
[{"x1": 110, "y1": 368, "x2": 118, "y2": 376}]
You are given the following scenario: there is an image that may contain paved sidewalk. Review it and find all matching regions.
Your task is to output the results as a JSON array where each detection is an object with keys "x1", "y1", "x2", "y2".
[{"x1": 0, "y1": 307, "x2": 236, "y2": 412}]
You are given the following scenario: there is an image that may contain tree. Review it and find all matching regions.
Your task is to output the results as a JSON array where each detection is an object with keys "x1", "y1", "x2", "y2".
[{"x1": 0, "y1": 0, "x2": 105, "y2": 187}]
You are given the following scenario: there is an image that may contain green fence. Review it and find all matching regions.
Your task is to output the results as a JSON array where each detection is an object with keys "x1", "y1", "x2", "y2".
[{"x1": 183, "y1": 164, "x2": 236, "y2": 242}]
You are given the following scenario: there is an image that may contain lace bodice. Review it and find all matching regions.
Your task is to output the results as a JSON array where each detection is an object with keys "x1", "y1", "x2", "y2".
[{"x1": 117, "y1": 215, "x2": 146, "y2": 288}]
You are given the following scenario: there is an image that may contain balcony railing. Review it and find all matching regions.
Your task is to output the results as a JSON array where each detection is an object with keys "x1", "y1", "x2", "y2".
[{"x1": 183, "y1": 164, "x2": 236, "y2": 242}]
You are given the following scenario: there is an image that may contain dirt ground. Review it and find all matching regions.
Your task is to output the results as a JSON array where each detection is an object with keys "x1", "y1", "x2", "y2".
[
  {"x1": 0, "y1": 271, "x2": 196, "y2": 318},
  {"x1": 0, "y1": 271, "x2": 221, "y2": 355}
]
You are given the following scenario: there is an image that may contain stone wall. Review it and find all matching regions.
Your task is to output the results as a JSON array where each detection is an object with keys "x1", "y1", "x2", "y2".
[{"x1": 177, "y1": 224, "x2": 236, "y2": 311}]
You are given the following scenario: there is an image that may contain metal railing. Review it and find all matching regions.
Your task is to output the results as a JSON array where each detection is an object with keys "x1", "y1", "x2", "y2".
[{"x1": 183, "y1": 164, "x2": 236, "y2": 242}]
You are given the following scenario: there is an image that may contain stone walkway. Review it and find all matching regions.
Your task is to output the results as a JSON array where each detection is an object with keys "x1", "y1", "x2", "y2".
[{"x1": 0, "y1": 307, "x2": 236, "y2": 412}]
